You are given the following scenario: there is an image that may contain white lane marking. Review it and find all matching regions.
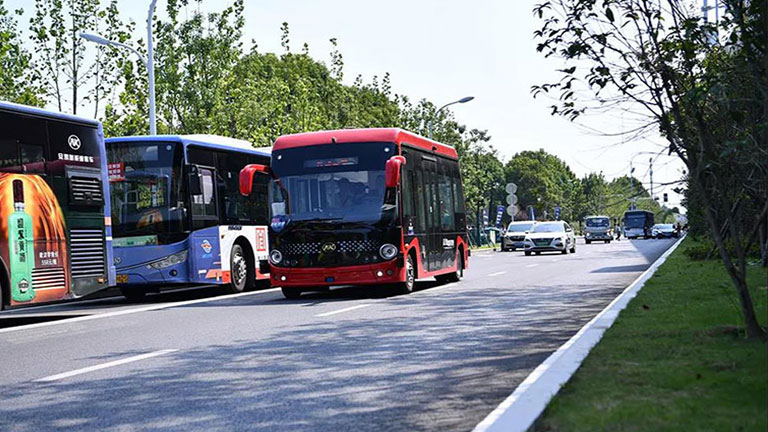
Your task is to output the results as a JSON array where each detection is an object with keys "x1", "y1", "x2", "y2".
[
  {"x1": 488, "y1": 271, "x2": 507, "y2": 277},
  {"x1": 35, "y1": 349, "x2": 178, "y2": 382},
  {"x1": 410, "y1": 282, "x2": 459, "y2": 296},
  {"x1": 0, "y1": 288, "x2": 282, "y2": 335},
  {"x1": 315, "y1": 304, "x2": 371, "y2": 317},
  {"x1": 525, "y1": 264, "x2": 539, "y2": 268},
  {"x1": 551, "y1": 259, "x2": 560, "y2": 263}
]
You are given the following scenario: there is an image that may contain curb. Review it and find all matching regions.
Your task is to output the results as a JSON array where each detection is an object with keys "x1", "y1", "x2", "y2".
[{"x1": 472, "y1": 236, "x2": 687, "y2": 432}]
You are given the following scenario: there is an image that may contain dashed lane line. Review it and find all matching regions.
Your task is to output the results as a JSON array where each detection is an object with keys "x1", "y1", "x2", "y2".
[
  {"x1": 35, "y1": 349, "x2": 178, "y2": 382},
  {"x1": 315, "y1": 304, "x2": 371, "y2": 317}
]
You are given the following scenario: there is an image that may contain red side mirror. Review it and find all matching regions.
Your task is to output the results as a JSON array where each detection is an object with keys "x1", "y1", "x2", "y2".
[
  {"x1": 385, "y1": 156, "x2": 406, "y2": 188},
  {"x1": 239, "y1": 164, "x2": 270, "y2": 196}
]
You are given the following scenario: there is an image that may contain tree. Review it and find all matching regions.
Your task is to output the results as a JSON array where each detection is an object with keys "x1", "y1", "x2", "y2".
[
  {"x1": 533, "y1": 0, "x2": 767, "y2": 338},
  {"x1": 28, "y1": 0, "x2": 129, "y2": 115},
  {"x1": 0, "y1": 1, "x2": 42, "y2": 105},
  {"x1": 504, "y1": 150, "x2": 581, "y2": 223}
]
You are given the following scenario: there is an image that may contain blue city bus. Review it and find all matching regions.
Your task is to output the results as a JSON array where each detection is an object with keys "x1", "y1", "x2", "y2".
[
  {"x1": 623, "y1": 210, "x2": 655, "y2": 239},
  {"x1": 0, "y1": 101, "x2": 115, "y2": 309},
  {"x1": 106, "y1": 135, "x2": 270, "y2": 300}
]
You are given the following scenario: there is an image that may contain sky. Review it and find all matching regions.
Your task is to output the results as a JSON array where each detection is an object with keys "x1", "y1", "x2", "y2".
[{"x1": 10, "y1": 0, "x2": 687, "y2": 210}]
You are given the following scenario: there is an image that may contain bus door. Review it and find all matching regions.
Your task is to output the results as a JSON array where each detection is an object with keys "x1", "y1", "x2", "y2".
[
  {"x1": 436, "y1": 159, "x2": 457, "y2": 270},
  {"x1": 187, "y1": 164, "x2": 221, "y2": 282},
  {"x1": 422, "y1": 157, "x2": 442, "y2": 272}
]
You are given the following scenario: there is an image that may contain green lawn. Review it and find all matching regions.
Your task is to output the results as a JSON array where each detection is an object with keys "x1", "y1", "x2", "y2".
[{"x1": 534, "y1": 238, "x2": 767, "y2": 432}]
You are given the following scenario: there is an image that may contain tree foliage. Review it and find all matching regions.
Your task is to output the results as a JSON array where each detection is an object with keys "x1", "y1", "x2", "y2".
[{"x1": 533, "y1": 0, "x2": 767, "y2": 338}]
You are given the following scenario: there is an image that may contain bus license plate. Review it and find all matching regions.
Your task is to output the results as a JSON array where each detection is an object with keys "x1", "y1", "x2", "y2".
[{"x1": 116, "y1": 274, "x2": 128, "y2": 284}]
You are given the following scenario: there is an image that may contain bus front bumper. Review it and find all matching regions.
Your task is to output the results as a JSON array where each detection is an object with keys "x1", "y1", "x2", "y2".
[{"x1": 271, "y1": 260, "x2": 403, "y2": 288}]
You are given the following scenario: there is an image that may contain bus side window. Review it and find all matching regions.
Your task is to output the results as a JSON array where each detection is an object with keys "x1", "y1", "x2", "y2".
[
  {"x1": 414, "y1": 169, "x2": 427, "y2": 232},
  {"x1": 438, "y1": 174, "x2": 454, "y2": 231},
  {"x1": 191, "y1": 168, "x2": 217, "y2": 229},
  {"x1": 402, "y1": 168, "x2": 414, "y2": 219},
  {"x1": 20, "y1": 142, "x2": 45, "y2": 174}
]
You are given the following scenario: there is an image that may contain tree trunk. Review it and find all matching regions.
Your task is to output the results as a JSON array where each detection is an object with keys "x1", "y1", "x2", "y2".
[{"x1": 703, "y1": 198, "x2": 766, "y2": 339}]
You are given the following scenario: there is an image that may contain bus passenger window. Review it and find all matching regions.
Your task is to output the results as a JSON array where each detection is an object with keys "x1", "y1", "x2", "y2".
[
  {"x1": 438, "y1": 174, "x2": 454, "y2": 231},
  {"x1": 192, "y1": 168, "x2": 217, "y2": 219}
]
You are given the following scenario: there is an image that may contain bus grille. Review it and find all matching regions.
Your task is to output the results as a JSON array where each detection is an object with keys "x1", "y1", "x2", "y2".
[
  {"x1": 31, "y1": 267, "x2": 66, "y2": 290},
  {"x1": 70, "y1": 177, "x2": 104, "y2": 204},
  {"x1": 70, "y1": 229, "x2": 106, "y2": 279},
  {"x1": 285, "y1": 242, "x2": 320, "y2": 255},
  {"x1": 338, "y1": 240, "x2": 378, "y2": 252}
]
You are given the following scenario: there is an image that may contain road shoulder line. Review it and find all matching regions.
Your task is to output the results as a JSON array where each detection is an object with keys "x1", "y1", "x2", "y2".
[{"x1": 472, "y1": 236, "x2": 686, "y2": 432}]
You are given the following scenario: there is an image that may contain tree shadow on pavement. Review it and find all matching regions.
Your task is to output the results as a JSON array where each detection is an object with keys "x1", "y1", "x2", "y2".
[{"x1": 0, "y1": 280, "x2": 626, "y2": 432}]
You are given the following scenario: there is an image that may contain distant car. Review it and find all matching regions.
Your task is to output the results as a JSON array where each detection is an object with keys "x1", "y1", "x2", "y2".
[
  {"x1": 584, "y1": 215, "x2": 612, "y2": 244},
  {"x1": 651, "y1": 223, "x2": 678, "y2": 238},
  {"x1": 501, "y1": 221, "x2": 536, "y2": 251},
  {"x1": 523, "y1": 221, "x2": 576, "y2": 255}
]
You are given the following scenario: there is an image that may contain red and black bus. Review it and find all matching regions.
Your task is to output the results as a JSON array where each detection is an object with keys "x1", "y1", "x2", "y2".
[{"x1": 240, "y1": 128, "x2": 469, "y2": 299}]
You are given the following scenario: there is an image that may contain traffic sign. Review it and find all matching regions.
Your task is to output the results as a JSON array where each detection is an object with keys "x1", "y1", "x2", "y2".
[
  {"x1": 505, "y1": 194, "x2": 518, "y2": 205},
  {"x1": 507, "y1": 205, "x2": 518, "y2": 216},
  {"x1": 505, "y1": 183, "x2": 517, "y2": 194}
]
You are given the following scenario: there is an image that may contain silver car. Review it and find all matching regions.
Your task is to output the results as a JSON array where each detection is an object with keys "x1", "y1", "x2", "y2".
[{"x1": 523, "y1": 221, "x2": 577, "y2": 255}]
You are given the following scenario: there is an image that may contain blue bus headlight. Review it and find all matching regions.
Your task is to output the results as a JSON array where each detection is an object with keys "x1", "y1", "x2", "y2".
[
  {"x1": 270, "y1": 249, "x2": 283, "y2": 265},
  {"x1": 148, "y1": 250, "x2": 188, "y2": 270},
  {"x1": 379, "y1": 243, "x2": 398, "y2": 260}
]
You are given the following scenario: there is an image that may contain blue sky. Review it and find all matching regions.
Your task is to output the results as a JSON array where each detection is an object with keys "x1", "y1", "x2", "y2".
[{"x1": 10, "y1": 0, "x2": 686, "y2": 209}]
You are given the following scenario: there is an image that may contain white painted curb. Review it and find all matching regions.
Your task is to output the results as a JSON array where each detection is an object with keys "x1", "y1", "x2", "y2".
[{"x1": 473, "y1": 236, "x2": 686, "y2": 432}]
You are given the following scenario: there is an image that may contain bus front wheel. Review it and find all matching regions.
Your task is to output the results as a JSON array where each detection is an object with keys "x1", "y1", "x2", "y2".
[
  {"x1": 226, "y1": 244, "x2": 253, "y2": 294},
  {"x1": 396, "y1": 255, "x2": 416, "y2": 294}
]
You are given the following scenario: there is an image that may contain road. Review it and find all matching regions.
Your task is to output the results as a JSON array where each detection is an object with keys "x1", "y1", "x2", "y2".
[{"x1": 0, "y1": 238, "x2": 676, "y2": 432}]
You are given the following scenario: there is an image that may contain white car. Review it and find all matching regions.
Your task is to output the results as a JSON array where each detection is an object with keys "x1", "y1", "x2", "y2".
[
  {"x1": 523, "y1": 221, "x2": 577, "y2": 255},
  {"x1": 501, "y1": 221, "x2": 536, "y2": 251}
]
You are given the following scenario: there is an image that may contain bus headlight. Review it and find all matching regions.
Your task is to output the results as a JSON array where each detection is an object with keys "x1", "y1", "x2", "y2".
[
  {"x1": 148, "y1": 250, "x2": 188, "y2": 270},
  {"x1": 270, "y1": 249, "x2": 283, "y2": 265},
  {"x1": 379, "y1": 243, "x2": 398, "y2": 260}
]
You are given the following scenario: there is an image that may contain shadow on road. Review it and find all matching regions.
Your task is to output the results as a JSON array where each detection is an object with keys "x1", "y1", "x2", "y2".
[{"x1": 0, "y1": 278, "x2": 624, "y2": 432}]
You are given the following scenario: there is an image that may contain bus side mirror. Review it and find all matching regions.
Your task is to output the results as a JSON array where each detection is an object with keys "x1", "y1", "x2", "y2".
[
  {"x1": 240, "y1": 164, "x2": 270, "y2": 196},
  {"x1": 187, "y1": 165, "x2": 202, "y2": 196},
  {"x1": 385, "y1": 156, "x2": 406, "y2": 188}
]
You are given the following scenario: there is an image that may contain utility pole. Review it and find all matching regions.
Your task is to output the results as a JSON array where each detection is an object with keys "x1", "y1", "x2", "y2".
[{"x1": 649, "y1": 157, "x2": 654, "y2": 201}]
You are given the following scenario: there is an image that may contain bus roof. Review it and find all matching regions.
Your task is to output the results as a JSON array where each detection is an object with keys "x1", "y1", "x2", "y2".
[
  {"x1": 273, "y1": 128, "x2": 458, "y2": 159},
  {"x1": 106, "y1": 134, "x2": 271, "y2": 157},
  {"x1": 0, "y1": 100, "x2": 101, "y2": 128},
  {"x1": 586, "y1": 215, "x2": 610, "y2": 219}
]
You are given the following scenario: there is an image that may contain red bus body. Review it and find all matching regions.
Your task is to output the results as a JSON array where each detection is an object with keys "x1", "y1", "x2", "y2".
[{"x1": 263, "y1": 128, "x2": 469, "y2": 294}]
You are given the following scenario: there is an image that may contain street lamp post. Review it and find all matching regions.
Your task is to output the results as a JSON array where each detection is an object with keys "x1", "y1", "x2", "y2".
[
  {"x1": 428, "y1": 96, "x2": 474, "y2": 139},
  {"x1": 80, "y1": 0, "x2": 158, "y2": 135}
]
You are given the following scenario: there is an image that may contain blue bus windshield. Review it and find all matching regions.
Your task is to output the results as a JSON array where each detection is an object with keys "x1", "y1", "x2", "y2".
[{"x1": 107, "y1": 141, "x2": 185, "y2": 244}]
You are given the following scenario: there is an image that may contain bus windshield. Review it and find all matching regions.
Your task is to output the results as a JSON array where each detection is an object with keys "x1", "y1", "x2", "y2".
[
  {"x1": 270, "y1": 142, "x2": 395, "y2": 224},
  {"x1": 107, "y1": 141, "x2": 185, "y2": 244},
  {"x1": 586, "y1": 217, "x2": 609, "y2": 228},
  {"x1": 625, "y1": 213, "x2": 648, "y2": 228}
]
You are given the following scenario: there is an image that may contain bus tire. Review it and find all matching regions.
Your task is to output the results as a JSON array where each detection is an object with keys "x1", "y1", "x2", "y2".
[
  {"x1": 444, "y1": 253, "x2": 464, "y2": 283},
  {"x1": 396, "y1": 254, "x2": 416, "y2": 294},
  {"x1": 226, "y1": 243, "x2": 252, "y2": 294},
  {"x1": 120, "y1": 287, "x2": 147, "y2": 302},
  {"x1": 282, "y1": 287, "x2": 302, "y2": 299},
  {"x1": 585, "y1": 239, "x2": 591, "y2": 244}
]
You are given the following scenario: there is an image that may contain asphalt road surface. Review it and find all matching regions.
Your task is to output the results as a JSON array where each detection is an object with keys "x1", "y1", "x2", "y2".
[{"x1": 0, "y1": 237, "x2": 677, "y2": 432}]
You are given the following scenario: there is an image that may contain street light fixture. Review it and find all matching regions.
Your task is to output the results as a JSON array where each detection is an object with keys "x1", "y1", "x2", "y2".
[
  {"x1": 79, "y1": 0, "x2": 158, "y2": 135},
  {"x1": 428, "y1": 96, "x2": 474, "y2": 139}
]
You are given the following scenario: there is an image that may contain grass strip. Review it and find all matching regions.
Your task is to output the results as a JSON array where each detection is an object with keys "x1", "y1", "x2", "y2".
[{"x1": 535, "y1": 238, "x2": 767, "y2": 432}]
